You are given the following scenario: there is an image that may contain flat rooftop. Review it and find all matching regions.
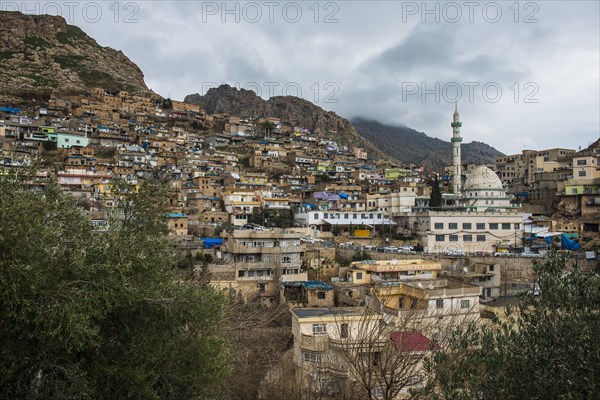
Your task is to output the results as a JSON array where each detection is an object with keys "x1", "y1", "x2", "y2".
[{"x1": 291, "y1": 307, "x2": 374, "y2": 319}]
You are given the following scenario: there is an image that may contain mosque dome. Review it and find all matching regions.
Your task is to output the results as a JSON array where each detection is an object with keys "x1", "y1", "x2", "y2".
[{"x1": 464, "y1": 165, "x2": 503, "y2": 190}]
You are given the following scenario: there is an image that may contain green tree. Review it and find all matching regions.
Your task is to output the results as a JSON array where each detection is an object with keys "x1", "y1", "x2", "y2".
[
  {"x1": 0, "y1": 173, "x2": 230, "y2": 399},
  {"x1": 418, "y1": 252, "x2": 600, "y2": 400},
  {"x1": 429, "y1": 176, "x2": 442, "y2": 208},
  {"x1": 260, "y1": 120, "x2": 276, "y2": 138},
  {"x1": 162, "y1": 97, "x2": 173, "y2": 110}
]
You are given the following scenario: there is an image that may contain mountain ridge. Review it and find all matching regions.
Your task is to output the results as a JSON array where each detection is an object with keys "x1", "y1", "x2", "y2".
[
  {"x1": 184, "y1": 85, "x2": 386, "y2": 159},
  {"x1": 351, "y1": 117, "x2": 504, "y2": 171},
  {"x1": 0, "y1": 11, "x2": 151, "y2": 104}
]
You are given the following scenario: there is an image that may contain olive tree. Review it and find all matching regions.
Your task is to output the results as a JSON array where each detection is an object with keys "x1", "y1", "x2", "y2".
[{"x1": 0, "y1": 173, "x2": 230, "y2": 399}]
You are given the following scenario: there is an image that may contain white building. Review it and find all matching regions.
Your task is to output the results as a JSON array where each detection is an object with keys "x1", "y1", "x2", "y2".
[
  {"x1": 457, "y1": 165, "x2": 513, "y2": 211},
  {"x1": 294, "y1": 209, "x2": 396, "y2": 234},
  {"x1": 405, "y1": 108, "x2": 524, "y2": 254}
]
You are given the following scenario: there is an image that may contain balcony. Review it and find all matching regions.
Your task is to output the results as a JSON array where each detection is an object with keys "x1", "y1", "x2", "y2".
[
  {"x1": 236, "y1": 275, "x2": 274, "y2": 282},
  {"x1": 318, "y1": 361, "x2": 349, "y2": 377},
  {"x1": 300, "y1": 334, "x2": 328, "y2": 352},
  {"x1": 225, "y1": 243, "x2": 302, "y2": 254},
  {"x1": 329, "y1": 338, "x2": 388, "y2": 351}
]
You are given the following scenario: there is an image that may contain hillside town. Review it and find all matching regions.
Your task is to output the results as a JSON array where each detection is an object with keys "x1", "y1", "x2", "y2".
[{"x1": 1, "y1": 87, "x2": 599, "y2": 398}]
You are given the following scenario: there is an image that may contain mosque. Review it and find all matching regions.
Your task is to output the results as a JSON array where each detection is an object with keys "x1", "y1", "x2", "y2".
[{"x1": 409, "y1": 107, "x2": 524, "y2": 254}]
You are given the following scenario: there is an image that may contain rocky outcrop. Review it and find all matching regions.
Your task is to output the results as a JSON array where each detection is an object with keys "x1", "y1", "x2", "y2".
[
  {"x1": 351, "y1": 117, "x2": 504, "y2": 171},
  {"x1": 0, "y1": 11, "x2": 150, "y2": 104},
  {"x1": 184, "y1": 85, "x2": 386, "y2": 159}
]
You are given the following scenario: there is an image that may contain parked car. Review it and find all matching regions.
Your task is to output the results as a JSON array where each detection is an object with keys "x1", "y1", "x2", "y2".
[
  {"x1": 446, "y1": 249, "x2": 465, "y2": 256},
  {"x1": 339, "y1": 242, "x2": 354, "y2": 249},
  {"x1": 363, "y1": 244, "x2": 377, "y2": 251}
]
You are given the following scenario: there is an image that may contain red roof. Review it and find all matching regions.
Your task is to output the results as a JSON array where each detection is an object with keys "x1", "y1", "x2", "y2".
[{"x1": 390, "y1": 330, "x2": 439, "y2": 353}]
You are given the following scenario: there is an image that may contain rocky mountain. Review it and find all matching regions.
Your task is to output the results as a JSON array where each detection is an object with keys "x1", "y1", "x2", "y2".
[
  {"x1": 184, "y1": 85, "x2": 386, "y2": 159},
  {"x1": 0, "y1": 11, "x2": 150, "y2": 104},
  {"x1": 351, "y1": 117, "x2": 504, "y2": 171}
]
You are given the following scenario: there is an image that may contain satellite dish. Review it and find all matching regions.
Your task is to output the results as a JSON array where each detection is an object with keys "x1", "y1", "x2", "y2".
[
  {"x1": 463, "y1": 267, "x2": 469, "y2": 273},
  {"x1": 418, "y1": 282, "x2": 424, "y2": 289},
  {"x1": 391, "y1": 259, "x2": 398, "y2": 265},
  {"x1": 428, "y1": 283, "x2": 434, "y2": 289}
]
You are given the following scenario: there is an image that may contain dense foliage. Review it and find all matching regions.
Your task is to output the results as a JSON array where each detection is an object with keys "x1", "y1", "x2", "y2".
[
  {"x1": 0, "y1": 174, "x2": 230, "y2": 399},
  {"x1": 418, "y1": 252, "x2": 600, "y2": 400}
]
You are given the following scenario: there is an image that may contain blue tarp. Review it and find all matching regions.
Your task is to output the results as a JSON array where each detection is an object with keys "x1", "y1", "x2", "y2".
[
  {"x1": 561, "y1": 234, "x2": 581, "y2": 251},
  {"x1": 339, "y1": 193, "x2": 349, "y2": 200},
  {"x1": 546, "y1": 234, "x2": 581, "y2": 251},
  {"x1": 201, "y1": 238, "x2": 223, "y2": 249},
  {"x1": 0, "y1": 107, "x2": 21, "y2": 113}
]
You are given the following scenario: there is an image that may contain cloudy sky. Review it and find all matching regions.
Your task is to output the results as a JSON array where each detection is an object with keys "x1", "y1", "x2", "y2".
[{"x1": 18, "y1": 1, "x2": 599, "y2": 154}]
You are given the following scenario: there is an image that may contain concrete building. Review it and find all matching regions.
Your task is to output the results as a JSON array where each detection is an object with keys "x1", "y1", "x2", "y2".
[
  {"x1": 290, "y1": 307, "x2": 435, "y2": 399},
  {"x1": 210, "y1": 230, "x2": 306, "y2": 305},
  {"x1": 409, "y1": 210, "x2": 523, "y2": 254},
  {"x1": 441, "y1": 262, "x2": 501, "y2": 300}
]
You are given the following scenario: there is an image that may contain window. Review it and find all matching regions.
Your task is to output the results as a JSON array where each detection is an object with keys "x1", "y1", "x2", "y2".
[
  {"x1": 514, "y1": 223, "x2": 520, "y2": 230},
  {"x1": 577, "y1": 159, "x2": 587, "y2": 166},
  {"x1": 282, "y1": 256, "x2": 291, "y2": 264},
  {"x1": 324, "y1": 213, "x2": 328, "y2": 218},
  {"x1": 314, "y1": 213, "x2": 319, "y2": 219},
  {"x1": 344, "y1": 213, "x2": 349, "y2": 219},
  {"x1": 449, "y1": 223, "x2": 458, "y2": 229},
  {"x1": 356, "y1": 272, "x2": 363, "y2": 280},
  {"x1": 302, "y1": 351, "x2": 322, "y2": 363},
  {"x1": 488, "y1": 265, "x2": 495, "y2": 272},
  {"x1": 312, "y1": 324, "x2": 327, "y2": 336},
  {"x1": 258, "y1": 283, "x2": 265, "y2": 293},
  {"x1": 579, "y1": 171, "x2": 586, "y2": 177},
  {"x1": 463, "y1": 234, "x2": 472, "y2": 242},
  {"x1": 317, "y1": 291, "x2": 326, "y2": 300},
  {"x1": 449, "y1": 235, "x2": 458, "y2": 242},
  {"x1": 463, "y1": 223, "x2": 472, "y2": 229},
  {"x1": 502, "y1": 223, "x2": 511, "y2": 230},
  {"x1": 477, "y1": 235, "x2": 486, "y2": 242},
  {"x1": 476, "y1": 223, "x2": 485, "y2": 230},
  {"x1": 340, "y1": 323, "x2": 349, "y2": 339},
  {"x1": 489, "y1": 223, "x2": 498, "y2": 230},
  {"x1": 436, "y1": 299, "x2": 444, "y2": 309},
  {"x1": 461, "y1": 300, "x2": 470, "y2": 309},
  {"x1": 435, "y1": 235, "x2": 445, "y2": 242},
  {"x1": 434, "y1": 222, "x2": 444, "y2": 229}
]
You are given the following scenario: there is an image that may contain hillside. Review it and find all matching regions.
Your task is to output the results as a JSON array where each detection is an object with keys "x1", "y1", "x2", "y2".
[
  {"x1": 351, "y1": 117, "x2": 504, "y2": 171},
  {"x1": 0, "y1": 11, "x2": 151, "y2": 104},
  {"x1": 184, "y1": 85, "x2": 386, "y2": 159}
]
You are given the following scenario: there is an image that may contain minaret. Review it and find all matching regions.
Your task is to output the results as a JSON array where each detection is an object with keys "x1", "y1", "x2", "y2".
[{"x1": 451, "y1": 103, "x2": 463, "y2": 195}]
